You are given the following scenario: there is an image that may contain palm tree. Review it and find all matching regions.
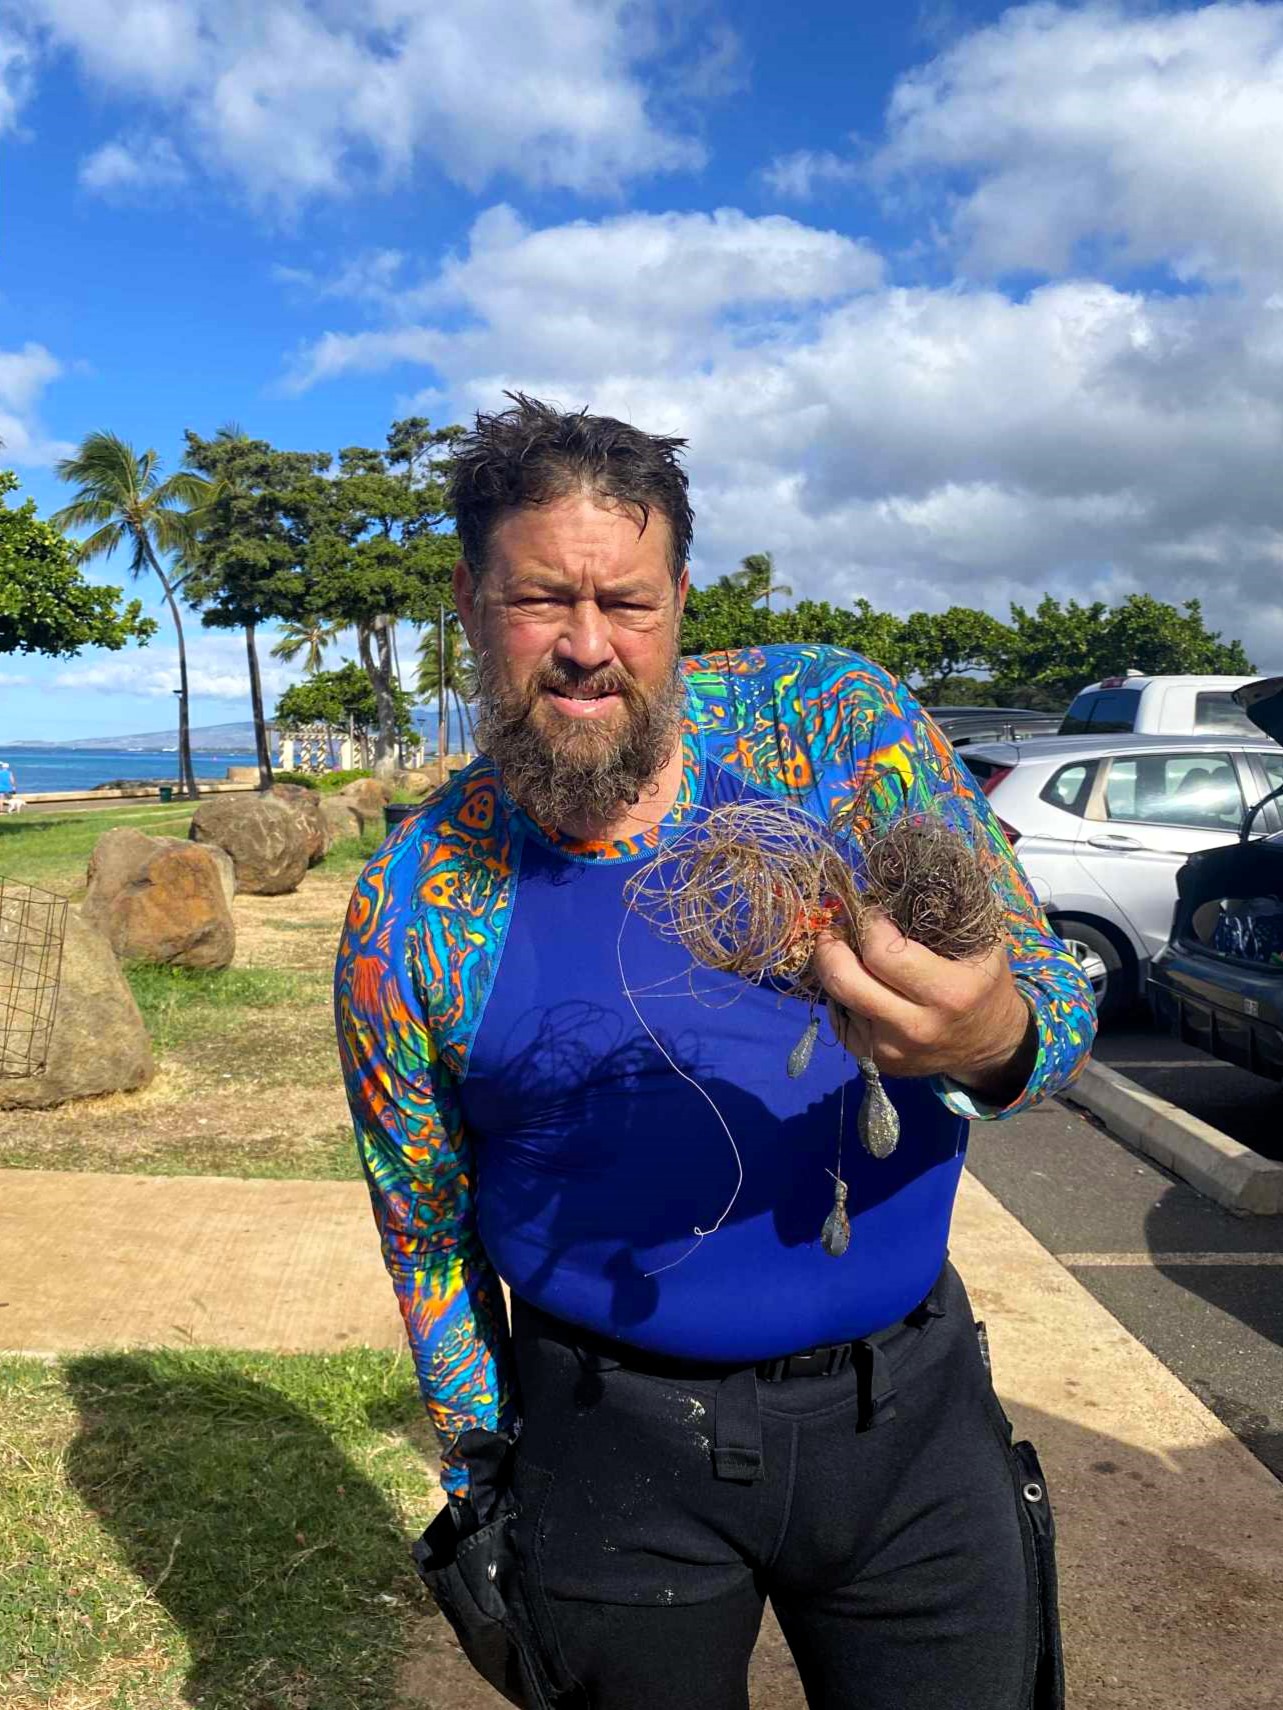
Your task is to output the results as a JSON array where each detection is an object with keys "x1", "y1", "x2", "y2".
[
  {"x1": 416, "y1": 619, "x2": 476, "y2": 756},
  {"x1": 730, "y1": 551, "x2": 793, "y2": 613},
  {"x1": 271, "y1": 616, "x2": 344, "y2": 678},
  {"x1": 53, "y1": 433, "x2": 214, "y2": 799}
]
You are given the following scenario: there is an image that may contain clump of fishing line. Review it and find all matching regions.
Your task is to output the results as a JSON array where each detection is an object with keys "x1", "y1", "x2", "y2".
[{"x1": 623, "y1": 787, "x2": 1006, "y2": 1002}]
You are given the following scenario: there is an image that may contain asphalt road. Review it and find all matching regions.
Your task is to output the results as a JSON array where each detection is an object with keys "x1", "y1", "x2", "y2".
[
  {"x1": 967, "y1": 1095, "x2": 1283, "y2": 1481},
  {"x1": 1092, "y1": 1013, "x2": 1283, "y2": 1161}
]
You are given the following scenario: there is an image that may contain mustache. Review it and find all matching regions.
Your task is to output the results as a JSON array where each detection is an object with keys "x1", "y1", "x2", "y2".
[{"x1": 524, "y1": 660, "x2": 641, "y2": 706}]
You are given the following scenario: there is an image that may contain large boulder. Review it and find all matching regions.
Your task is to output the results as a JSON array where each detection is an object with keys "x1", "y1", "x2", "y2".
[
  {"x1": 81, "y1": 828, "x2": 236, "y2": 970},
  {"x1": 268, "y1": 783, "x2": 331, "y2": 865},
  {"x1": 0, "y1": 907, "x2": 154, "y2": 1108},
  {"x1": 337, "y1": 777, "x2": 392, "y2": 821},
  {"x1": 189, "y1": 794, "x2": 310, "y2": 895},
  {"x1": 392, "y1": 768, "x2": 436, "y2": 796},
  {"x1": 320, "y1": 797, "x2": 364, "y2": 841}
]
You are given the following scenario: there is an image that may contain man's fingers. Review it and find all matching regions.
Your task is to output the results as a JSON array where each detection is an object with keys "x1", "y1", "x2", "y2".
[
  {"x1": 826, "y1": 998, "x2": 871, "y2": 1059},
  {"x1": 810, "y1": 932, "x2": 917, "y2": 1029}
]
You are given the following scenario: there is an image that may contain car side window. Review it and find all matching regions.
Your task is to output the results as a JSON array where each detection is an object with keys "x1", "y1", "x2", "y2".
[
  {"x1": 1104, "y1": 753, "x2": 1244, "y2": 830},
  {"x1": 1040, "y1": 761, "x2": 1092, "y2": 815},
  {"x1": 1194, "y1": 691, "x2": 1253, "y2": 733}
]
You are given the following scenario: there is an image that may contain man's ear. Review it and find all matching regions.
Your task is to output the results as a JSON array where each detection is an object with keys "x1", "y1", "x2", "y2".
[
  {"x1": 453, "y1": 558, "x2": 479, "y2": 647},
  {"x1": 675, "y1": 565, "x2": 690, "y2": 616}
]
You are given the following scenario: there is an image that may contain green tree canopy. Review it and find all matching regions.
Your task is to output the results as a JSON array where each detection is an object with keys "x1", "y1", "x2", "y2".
[
  {"x1": 275, "y1": 661, "x2": 413, "y2": 738},
  {"x1": 0, "y1": 469, "x2": 156, "y2": 657}
]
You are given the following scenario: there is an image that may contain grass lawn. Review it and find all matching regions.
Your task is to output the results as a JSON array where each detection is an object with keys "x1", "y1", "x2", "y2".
[
  {"x1": 0, "y1": 808, "x2": 388, "y2": 1179},
  {"x1": 0, "y1": 1348, "x2": 461, "y2": 1710}
]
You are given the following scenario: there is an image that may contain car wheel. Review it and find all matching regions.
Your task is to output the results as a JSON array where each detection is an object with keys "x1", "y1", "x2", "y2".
[{"x1": 1054, "y1": 918, "x2": 1127, "y2": 1024}]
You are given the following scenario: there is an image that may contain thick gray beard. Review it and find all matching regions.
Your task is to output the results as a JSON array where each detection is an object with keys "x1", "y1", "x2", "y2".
[{"x1": 474, "y1": 652, "x2": 686, "y2": 834}]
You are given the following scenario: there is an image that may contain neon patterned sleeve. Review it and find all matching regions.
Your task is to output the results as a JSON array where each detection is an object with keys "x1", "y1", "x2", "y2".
[
  {"x1": 861, "y1": 675, "x2": 1098, "y2": 1119},
  {"x1": 335, "y1": 832, "x2": 518, "y2": 1499}
]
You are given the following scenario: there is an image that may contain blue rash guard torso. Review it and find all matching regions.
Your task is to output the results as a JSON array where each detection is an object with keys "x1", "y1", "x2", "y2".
[{"x1": 460, "y1": 756, "x2": 966, "y2": 1360}]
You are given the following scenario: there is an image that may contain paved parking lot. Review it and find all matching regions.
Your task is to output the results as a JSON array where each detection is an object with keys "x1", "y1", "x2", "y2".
[{"x1": 1093, "y1": 1015, "x2": 1283, "y2": 1161}]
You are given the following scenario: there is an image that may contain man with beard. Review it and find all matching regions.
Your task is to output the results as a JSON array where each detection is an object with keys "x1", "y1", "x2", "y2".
[{"x1": 335, "y1": 395, "x2": 1094, "y2": 1710}]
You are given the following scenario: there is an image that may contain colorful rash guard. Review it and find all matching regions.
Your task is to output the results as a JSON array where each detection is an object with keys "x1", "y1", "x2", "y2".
[{"x1": 335, "y1": 646, "x2": 1097, "y2": 1496}]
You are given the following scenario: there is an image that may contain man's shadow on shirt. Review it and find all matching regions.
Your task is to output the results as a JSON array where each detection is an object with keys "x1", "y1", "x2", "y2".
[
  {"x1": 61, "y1": 1351, "x2": 489, "y2": 1709},
  {"x1": 480, "y1": 999, "x2": 962, "y2": 1331}
]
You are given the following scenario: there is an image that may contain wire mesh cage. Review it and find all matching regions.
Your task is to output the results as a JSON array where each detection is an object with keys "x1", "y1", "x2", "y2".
[{"x1": 0, "y1": 880, "x2": 68, "y2": 1079}]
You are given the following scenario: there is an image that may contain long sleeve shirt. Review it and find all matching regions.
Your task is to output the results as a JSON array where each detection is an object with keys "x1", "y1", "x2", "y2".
[{"x1": 335, "y1": 646, "x2": 1097, "y2": 1495}]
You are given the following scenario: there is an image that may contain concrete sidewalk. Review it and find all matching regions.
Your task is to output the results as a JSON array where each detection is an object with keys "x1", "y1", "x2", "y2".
[{"x1": 2, "y1": 1163, "x2": 1281, "y2": 1708}]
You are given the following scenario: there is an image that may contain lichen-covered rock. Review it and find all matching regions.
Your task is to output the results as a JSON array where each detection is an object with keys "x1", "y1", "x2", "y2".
[
  {"x1": 0, "y1": 908, "x2": 154, "y2": 1108},
  {"x1": 189, "y1": 794, "x2": 310, "y2": 895},
  {"x1": 81, "y1": 828, "x2": 236, "y2": 970},
  {"x1": 268, "y1": 783, "x2": 331, "y2": 865},
  {"x1": 392, "y1": 768, "x2": 436, "y2": 795}
]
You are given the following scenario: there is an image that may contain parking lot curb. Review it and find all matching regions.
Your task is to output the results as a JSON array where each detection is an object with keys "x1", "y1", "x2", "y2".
[{"x1": 1066, "y1": 1058, "x2": 1283, "y2": 1215}]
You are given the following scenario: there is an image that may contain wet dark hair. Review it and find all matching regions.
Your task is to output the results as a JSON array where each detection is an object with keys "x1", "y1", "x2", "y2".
[{"x1": 448, "y1": 392, "x2": 694, "y2": 579}]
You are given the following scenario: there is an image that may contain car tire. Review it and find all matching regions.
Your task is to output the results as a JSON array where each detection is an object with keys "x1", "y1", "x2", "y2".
[{"x1": 1053, "y1": 917, "x2": 1130, "y2": 1025}]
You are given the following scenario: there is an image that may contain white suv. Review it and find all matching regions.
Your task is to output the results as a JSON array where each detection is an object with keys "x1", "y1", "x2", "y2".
[
  {"x1": 960, "y1": 732, "x2": 1282, "y2": 1020},
  {"x1": 1060, "y1": 674, "x2": 1257, "y2": 737}
]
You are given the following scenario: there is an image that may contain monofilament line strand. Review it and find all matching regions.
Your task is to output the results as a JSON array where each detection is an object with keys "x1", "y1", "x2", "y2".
[{"x1": 615, "y1": 907, "x2": 745, "y2": 1279}]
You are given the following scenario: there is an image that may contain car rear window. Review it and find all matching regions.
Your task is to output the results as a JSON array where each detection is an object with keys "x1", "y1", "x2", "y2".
[
  {"x1": 1194, "y1": 691, "x2": 1253, "y2": 733},
  {"x1": 1039, "y1": 761, "x2": 1093, "y2": 815},
  {"x1": 1060, "y1": 689, "x2": 1141, "y2": 734},
  {"x1": 959, "y1": 755, "x2": 1005, "y2": 786}
]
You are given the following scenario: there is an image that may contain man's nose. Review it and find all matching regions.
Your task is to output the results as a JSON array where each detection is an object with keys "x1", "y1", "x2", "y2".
[{"x1": 555, "y1": 600, "x2": 614, "y2": 670}]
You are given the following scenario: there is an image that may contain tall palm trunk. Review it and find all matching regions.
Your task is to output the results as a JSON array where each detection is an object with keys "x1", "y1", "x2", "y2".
[
  {"x1": 143, "y1": 541, "x2": 197, "y2": 799},
  {"x1": 358, "y1": 617, "x2": 400, "y2": 776},
  {"x1": 244, "y1": 621, "x2": 273, "y2": 790}
]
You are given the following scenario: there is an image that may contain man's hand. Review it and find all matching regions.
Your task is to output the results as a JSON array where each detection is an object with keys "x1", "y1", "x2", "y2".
[{"x1": 811, "y1": 912, "x2": 1038, "y2": 1106}]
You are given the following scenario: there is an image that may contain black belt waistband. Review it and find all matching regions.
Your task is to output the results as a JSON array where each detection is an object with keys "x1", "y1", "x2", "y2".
[{"x1": 511, "y1": 1274, "x2": 946, "y2": 1387}]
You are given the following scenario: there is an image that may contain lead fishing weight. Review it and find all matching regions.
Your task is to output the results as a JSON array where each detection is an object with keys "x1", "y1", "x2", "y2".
[
  {"x1": 820, "y1": 1171, "x2": 850, "y2": 1257},
  {"x1": 857, "y1": 1057, "x2": 900, "y2": 1159},
  {"x1": 787, "y1": 1012, "x2": 820, "y2": 1078}
]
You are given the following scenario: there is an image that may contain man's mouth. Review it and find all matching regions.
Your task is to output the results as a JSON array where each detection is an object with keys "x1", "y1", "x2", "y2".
[{"x1": 543, "y1": 683, "x2": 621, "y2": 719}]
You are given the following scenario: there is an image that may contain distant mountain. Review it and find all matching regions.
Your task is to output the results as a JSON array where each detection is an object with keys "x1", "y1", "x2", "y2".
[{"x1": 5, "y1": 721, "x2": 267, "y2": 752}]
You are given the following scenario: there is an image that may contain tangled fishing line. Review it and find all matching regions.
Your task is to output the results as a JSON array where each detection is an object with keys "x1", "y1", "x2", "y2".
[{"x1": 620, "y1": 782, "x2": 1009, "y2": 1264}]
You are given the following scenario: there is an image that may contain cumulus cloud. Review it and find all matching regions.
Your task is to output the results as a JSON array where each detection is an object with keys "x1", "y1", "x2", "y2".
[
  {"x1": 0, "y1": 343, "x2": 73, "y2": 465},
  {"x1": 79, "y1": 131, "x2": 188, "y2": 195},
  {"x1": 874, "y1": 1, "x2": 1283, "y2": 284},
  {"x1": 277, "y1": 194, "x2": 1283, "y2": 666},
  {"x1": 0, "y1": 26, "x2": 32, "y2": 133},
  {"x1": 282, "y1": 205, "x2": 884, "y2": 390},
  {"x1": 20, "y1": 0, "x2": 727, "y2": 205},
  {"x1": 54, "y1": 636, "x2": 301, "y2": 701}
]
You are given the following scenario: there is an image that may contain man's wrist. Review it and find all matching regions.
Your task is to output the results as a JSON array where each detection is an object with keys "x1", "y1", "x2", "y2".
[{"x1": 952, "y1": 989, "x2": 1038, "y2": 1107}]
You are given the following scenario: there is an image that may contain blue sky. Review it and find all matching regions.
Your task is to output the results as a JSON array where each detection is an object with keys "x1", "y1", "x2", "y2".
[{"x1": 4, "y1": 1, "x2": 1283, "y2": 741}]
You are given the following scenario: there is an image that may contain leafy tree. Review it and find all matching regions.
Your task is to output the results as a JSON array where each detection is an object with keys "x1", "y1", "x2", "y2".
[
  {"x1": 0, "y1": 469, "x2": 156, "y2": 658},
  {"x1": 899, "y1": 606, "x2": 1011, "y2": 701},
  {"x1": 302, "y1": 418, "x2": 461, "y2": 773},
  {"x1": 53, "y1": 433, "x2": 214, "y2": 798},
  {"x1": 182, "y1": 428, "x2": 330, "y2": 789},
  {"x1": 271, "y1": 615, "x2": 345, "y2": 678},
  {"x1": 275, "y1": 661, "x2": 413, "y2": 742}
]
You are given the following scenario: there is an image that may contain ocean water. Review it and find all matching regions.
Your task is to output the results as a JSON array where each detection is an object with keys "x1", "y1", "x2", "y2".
[{"x1": 0, "y1": 749, "x2": 260, "y2": 795}]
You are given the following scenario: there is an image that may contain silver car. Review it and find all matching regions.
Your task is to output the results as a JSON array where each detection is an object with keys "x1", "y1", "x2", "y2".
[{"x1": 958, "y1": 733, "x2": 1283, "y2": 1021}]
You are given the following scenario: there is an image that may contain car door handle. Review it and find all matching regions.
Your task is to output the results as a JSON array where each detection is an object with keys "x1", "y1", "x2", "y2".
[{"x1": 1087, "y1": 833, "x2": 1146, "y2": 852}]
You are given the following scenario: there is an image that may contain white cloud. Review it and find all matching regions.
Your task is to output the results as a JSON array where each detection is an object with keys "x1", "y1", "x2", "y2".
[
  {"x1": 0, "y1": 671, "x2": 29, "y2": 687},
  {"x1": 277, "y1": 196, "x2": 1283, "y2": 669},
  {"x1": 54, "y1": 635, "x2": 301, "y2": 701},
  {"x1": 874, "y1": 1, "x2": 1283, "y2": 284},
  {"x1": 0, "y1": 26, "x2": 32, "y2": 133},
  {"x1": 0, "y1": 343, "x2": 73, "y2": 465},
  {"x1": 282, "y1": 205, "x2": 884, "y2": 391},
  {"x1": 21, "y1": 0, "x2": 725, "y2": 206},
  {"x1": 761, "y1": 149, "x2": 860, "y2": 200},
  {"x1": 79, "y1": 131, "x2": 188, "y2": 195}
]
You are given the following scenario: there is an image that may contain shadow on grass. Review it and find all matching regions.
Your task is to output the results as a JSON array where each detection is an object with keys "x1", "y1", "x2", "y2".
[{"x1": 63, "y1": 1350, "x2": 433, "y2": 1710}]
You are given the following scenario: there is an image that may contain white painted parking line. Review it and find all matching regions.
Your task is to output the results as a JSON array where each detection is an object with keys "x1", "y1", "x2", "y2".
[{"x1": 1060, "y1": 1252, "x2": 1283, "y2": 1267}]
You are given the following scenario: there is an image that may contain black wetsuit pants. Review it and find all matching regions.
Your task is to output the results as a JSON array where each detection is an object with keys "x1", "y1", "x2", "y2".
[{"x1": 507, "y1": 1261, "x2": 1056, "y2": 1710}]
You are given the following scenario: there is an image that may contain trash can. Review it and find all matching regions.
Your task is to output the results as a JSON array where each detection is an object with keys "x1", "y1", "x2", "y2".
[
  {"x1": 158, "y1": 784, "x2": 174, "y2": 804},
  {"x1": 383, "y1": 802, "x2": 416, "y2": 835}
]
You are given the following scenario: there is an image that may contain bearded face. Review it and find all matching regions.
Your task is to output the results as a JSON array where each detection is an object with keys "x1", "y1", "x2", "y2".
[{"x1": 455, "y1": 494, "x2": 689, "y2": 836}]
